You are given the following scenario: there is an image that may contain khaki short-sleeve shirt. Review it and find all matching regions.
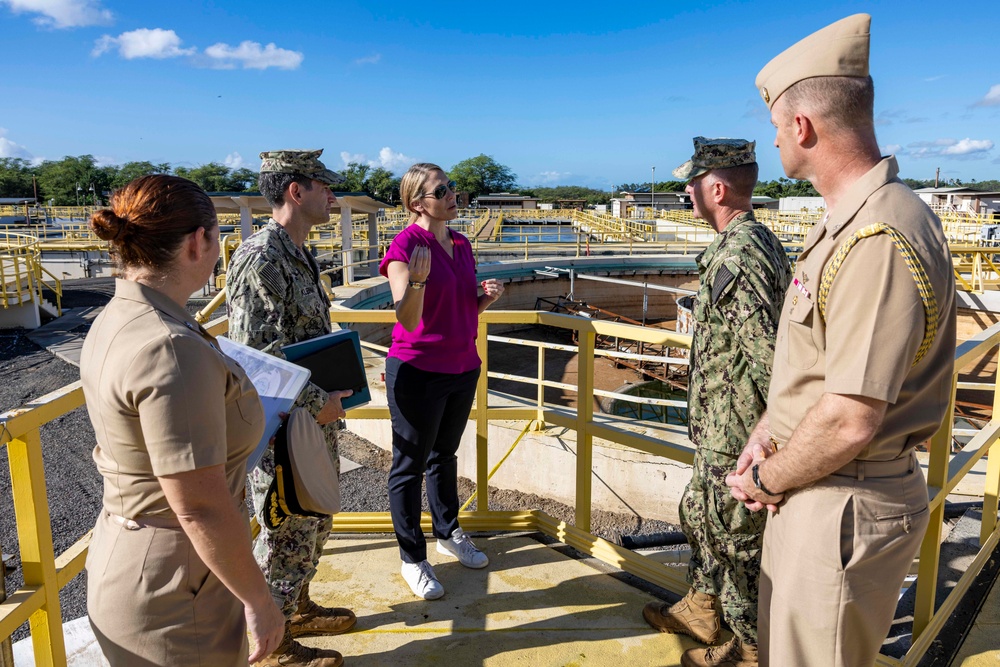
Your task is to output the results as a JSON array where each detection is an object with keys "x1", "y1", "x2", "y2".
[
  {"x1": 81, "y1": 279, "x2": 264, "y2": 519},
  {"x1": 767, "y1": 157, "x2": 956, "y2": 461}
]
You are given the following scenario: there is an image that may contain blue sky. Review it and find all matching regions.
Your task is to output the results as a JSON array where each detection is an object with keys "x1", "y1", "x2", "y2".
[{"x1": 2, "y1": 0, "x2": 998, "y2": 189}]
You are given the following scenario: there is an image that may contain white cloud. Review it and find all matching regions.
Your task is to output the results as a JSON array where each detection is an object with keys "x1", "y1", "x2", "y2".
[
  {"x1": 907, "y1": 137, "x2": 994, "y2": 159},
  {"x1": 224, "y1": 152, "x2": 244, "y2": 169},
  {"x1": 353, "y1": 53, "x2": 381, "y2": 66},
  {"x1": 923, "y1": 75, "x2": 945, "y2": 83},
  {"x1": 376, "y1": 147, "x2": 414, "y2": 172},
  {"x1": 0, "y1": 128, "x2": 33, "y2": 159},
  {"x1": 535, "y1": 171, "x2": 569, "y2": 185},
  {"x1": 974, "y1": 84, "x2": 1000, "y2": 107},
  {"x1": 204, "y1": 41, "x2": 303, "y2": 70},
  {"x1": 942, "y1": 138, "x2": 994, "y2": 155},
  {"x1": 340, "y1": 147, "x2": 415, "y2": 173},
  {"x1": 93, "y1": 28, "x2": 194, "y2": 59},
  {"x1": 340, "y1": 151, "x2": 367, "y2": 166},
  {"x1": 880, "y1": 144, "x2": 903, "y2": 156},
  {"x1": 1, "y1": 0, "x2": 111, "y2": 29}
]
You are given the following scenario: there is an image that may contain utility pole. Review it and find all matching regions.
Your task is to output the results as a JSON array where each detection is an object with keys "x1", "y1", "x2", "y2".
[
  {"x1": 935, "y1": 167, "x2": 940, "y2": 188},
  {"x1": 651, "y1": 166, "x2": 656, "y2": 216}
]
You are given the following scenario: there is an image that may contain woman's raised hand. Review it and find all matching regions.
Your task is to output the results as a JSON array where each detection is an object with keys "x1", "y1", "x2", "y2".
[{"x1": 408, "y1": 244, "x2": 431, "y2": 283}]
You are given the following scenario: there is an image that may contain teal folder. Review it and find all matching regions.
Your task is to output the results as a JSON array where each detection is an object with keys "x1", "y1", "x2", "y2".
[{"x1": 282, "y1": 330, "x2": 371, "y2": 410}]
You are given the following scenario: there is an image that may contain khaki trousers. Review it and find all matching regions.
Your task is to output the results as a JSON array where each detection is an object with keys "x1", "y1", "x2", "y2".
[{"x1": 759, "y1": 456, "x2": 928, "y2": 667}]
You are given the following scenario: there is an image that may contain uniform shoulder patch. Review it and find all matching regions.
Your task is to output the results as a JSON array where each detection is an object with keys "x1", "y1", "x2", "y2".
[
  {"x1": 254, "y1": 256, "x2": 289, "y2": 297},
  {"x1": 711, "y1": 263, "x2": 738, "y2": 303}
]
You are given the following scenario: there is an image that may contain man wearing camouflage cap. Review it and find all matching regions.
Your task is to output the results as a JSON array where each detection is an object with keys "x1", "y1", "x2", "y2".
[
  {"x1": 726, "y1": 14, "x2": 956, "y2": 666},
  {"x1": 643, "y1": 137, "x2": 790, "y2": 667},
  {"x1": 227, "y1": 149, "x2": 355, "y2": 667}
]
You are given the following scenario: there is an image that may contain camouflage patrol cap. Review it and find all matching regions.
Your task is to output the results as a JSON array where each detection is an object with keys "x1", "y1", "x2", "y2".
[
  {"x1": 258, "y1": 149, "x2": 345, "y2": 186},
  {"x1": 672, "y1": 137, "x2": 757, "y2": 180},
  {"x1": 755, "y1": 14, "x2": 870, "y2": 110}
]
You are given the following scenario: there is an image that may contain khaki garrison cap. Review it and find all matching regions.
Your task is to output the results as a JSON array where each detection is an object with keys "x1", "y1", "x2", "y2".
[
  {"x1": 672, "y1": 137, "x2": 757, "y2": 180},
  {"x1": 258, "y1": 149, "x2": 345, "y2": 186},
  {"x1": 755, "y1": 13, "x2": 871, "y2": 109}
]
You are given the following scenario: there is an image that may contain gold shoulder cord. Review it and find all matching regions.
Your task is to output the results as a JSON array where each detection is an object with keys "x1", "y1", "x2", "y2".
[{"x1": 817, "y1": 223, "x2": 938, "y2": 367}]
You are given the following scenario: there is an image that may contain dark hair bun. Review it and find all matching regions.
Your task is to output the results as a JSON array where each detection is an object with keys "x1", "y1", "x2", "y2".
[{"x1": 91, "y1": 209, "x2": 127, "y2": 242}]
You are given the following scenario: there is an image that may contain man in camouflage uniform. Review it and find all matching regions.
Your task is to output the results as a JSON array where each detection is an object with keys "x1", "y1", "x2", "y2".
[
  {"x1": 227, "y1": 149, "x2": 355, "y2": 667},
  {"x1": 643, "y1": 138, "x2": 791, "y2": 667}
]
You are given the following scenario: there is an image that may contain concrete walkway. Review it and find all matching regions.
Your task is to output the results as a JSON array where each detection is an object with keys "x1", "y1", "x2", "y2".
[
  {"x1": 951, "y1": 570, "x2": 1000, "y2": 665},
  {"x1": 26, "y1": 306, "x2": 102, "y2": 367},
  {"x1": 15, "y1": 533, "x2": 695, "y2": 666}
]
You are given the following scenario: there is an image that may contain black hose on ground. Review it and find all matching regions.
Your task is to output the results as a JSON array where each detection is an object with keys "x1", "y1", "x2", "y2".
[{"x1": 611, "y1": 531, "x2": 688, "y2": 550}]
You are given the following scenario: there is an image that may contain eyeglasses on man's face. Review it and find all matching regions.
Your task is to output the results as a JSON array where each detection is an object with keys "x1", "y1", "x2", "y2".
[{"x1": 422, "y1": 180, "x2": 457, "y2": 200}]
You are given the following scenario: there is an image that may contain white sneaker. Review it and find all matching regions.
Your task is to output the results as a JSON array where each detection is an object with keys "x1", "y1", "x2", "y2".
[
  {"x1": 437, "y1": 528, "x2": 489, "y2": 569},
  {"x1": 401, "y1": 560, "x2": 444, "y2": 600}
]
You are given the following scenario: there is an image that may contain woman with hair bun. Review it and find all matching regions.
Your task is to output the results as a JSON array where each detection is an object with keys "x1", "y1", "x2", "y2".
[{"x1": 81, "y1": 175, "x2": 285, "y2": 666}]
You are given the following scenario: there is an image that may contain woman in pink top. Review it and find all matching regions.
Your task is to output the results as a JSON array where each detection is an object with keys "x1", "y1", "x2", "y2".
[{"x1": 379, "y1": 163, "x2": 504, "y2": 600}]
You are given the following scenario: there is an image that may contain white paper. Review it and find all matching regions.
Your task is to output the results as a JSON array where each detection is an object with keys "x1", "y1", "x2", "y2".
[{"x1": 216, "y1": 336, "x2": 311, "y2": 470}]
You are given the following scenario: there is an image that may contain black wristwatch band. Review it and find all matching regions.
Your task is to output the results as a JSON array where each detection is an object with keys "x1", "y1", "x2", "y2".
[
  {"x1": 408, "y1": 281, "x2": 426, "y2": 290},
  {"x1": 752, "y1": 463, "x2": 777, "y2": 496}
]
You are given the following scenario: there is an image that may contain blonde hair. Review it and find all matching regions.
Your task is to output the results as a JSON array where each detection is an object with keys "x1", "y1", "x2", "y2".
[{"x1": 399, "y1": 162, "x2": 445, "y2": 224}]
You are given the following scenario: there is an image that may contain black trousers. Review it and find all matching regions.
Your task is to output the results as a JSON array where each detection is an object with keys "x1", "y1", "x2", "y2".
[{"x1": 385, "y1": 357, "x2": 480, "y2": 563}]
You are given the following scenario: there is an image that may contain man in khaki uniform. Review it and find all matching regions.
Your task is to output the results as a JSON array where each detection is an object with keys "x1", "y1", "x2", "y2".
[{"x1": 725, "y1": 14, "x2": 956, "y2": 667}]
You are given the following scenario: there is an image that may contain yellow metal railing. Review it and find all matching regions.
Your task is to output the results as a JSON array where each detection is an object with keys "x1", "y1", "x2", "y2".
[
  {"x1": 0, "y1": 232, "x2": 61, "y2": 315},
  {"x1": 3, "y1": 308, "x2": 996, "y2": 665}
]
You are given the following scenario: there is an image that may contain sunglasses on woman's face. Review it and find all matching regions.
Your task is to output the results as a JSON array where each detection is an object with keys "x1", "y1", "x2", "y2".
[{"x1": 422, "y1": 180, "x2": 457, "y2": 200}]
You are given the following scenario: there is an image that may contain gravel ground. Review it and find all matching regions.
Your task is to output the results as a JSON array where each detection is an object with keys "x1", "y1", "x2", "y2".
[{"x1": 0, "y1": 279, "x2": 681, "y2": 643}]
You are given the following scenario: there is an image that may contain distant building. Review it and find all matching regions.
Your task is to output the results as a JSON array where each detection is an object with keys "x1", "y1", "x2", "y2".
[
  {"x1": 751, "y1": 196, "x2": 779, "y2": 211},
  {"x1": 611, "y1": 191, "x2": 689, "y2": 218},
  {"x1": 913, "y1": 187, "x2": 1000, "y2": 216},
  {"x1": 555, "y1": 199, "x2": 587, "y2": 211},
  {"x1": 474, "y1": 193, "x2": 539, "y2": 210},
  {"x1": 779, "y1": 196, "x2": 826, "y2": 213}
]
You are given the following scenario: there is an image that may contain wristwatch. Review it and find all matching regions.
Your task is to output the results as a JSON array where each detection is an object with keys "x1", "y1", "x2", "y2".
[
  {"x1": 752, "y1": 463, "x2": 777, "y2": 497},
  {"x1": 408, "y1": 281, "x2": 426, "y2": 290}
]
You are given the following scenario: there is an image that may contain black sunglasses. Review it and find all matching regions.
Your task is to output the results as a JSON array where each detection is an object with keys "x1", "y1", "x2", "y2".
[{"x1": 422, "y1": 180, "x2": 457, "y2": 200}]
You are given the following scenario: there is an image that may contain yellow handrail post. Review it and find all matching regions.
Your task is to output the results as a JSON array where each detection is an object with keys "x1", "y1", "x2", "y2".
[
  {"x1": 475, "y1": 320, "x2": 489, "y2": 511},
  {"x1": 575, "y1": 330, "x2": 595, "y2": 531},
  {"x1": 195, "y1": 287, "x2": 228, "y2": 324},
  {"x1": 913, "y1": 372, "x2": 957, "y2": 638},
  {"x1": 536, "y1": 346, "x2": 545, "y2": 427},
  {"x1": 982, "y1": 363, "x2": 1000, "y2": 544},
  {"x1": 7, "y1": 429, "x2": 67, "y2": 667}
]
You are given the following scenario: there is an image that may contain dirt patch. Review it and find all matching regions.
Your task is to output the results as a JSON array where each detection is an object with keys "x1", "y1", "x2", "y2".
[{"x1": 337, "y1": 430, "x2": 680, "y2": 541}]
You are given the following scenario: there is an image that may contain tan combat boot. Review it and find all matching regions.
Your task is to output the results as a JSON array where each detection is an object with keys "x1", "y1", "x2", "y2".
[
  {"x1": 681, "y1": 636, "x2": 758, "y2": 667},
  {"x1": 289, "y1": 583, "x2": 357, "y2": 637},
  {"x1": 257, "y1": 625, "x2": 344, "y2": 667},
  {"x1": 642, "y1": 589, "x2": 720, "y2": 645}
]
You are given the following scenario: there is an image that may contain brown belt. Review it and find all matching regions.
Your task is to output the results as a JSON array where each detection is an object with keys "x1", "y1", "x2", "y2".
[{"x1": 832, "y1": 453, "x2": 916, "y2": 481}]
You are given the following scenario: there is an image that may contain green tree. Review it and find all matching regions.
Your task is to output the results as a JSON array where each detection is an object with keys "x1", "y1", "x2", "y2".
[
  {"x1": 528, "y1": 185, "x2": 612, "y2": 206},
  {"x1": 449, "y1": 154, "x2": 517, "y2": 198},
  {"x1": 0, "y1": 158, "x2": 35, "y2": 198},
  {"x1": 753, "y1": 177, "x2": 819, "y2": 198},
  {"x1": 110, "y1": 161, "x2": 172, "y2": 189},
  {"x1": 36, "y1": 155, "x2": 110, "y2": 205},
  {"x1": 339, "y1": 162, "x2": 370, "y2": 192},
  {"x1": 364, "y1": 167, "x2": 396, "y2": 202},
  {"x1": 173, "y1": 163, "x2": 257, "y2": 192}
]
